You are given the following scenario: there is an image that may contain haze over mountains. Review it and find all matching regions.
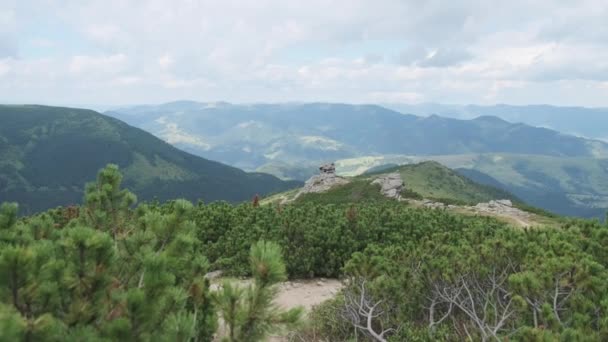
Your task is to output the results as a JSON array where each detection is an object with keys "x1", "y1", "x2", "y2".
[
  {"x1": 385, "y1": 103, "x2": 608, "y2": 141},
  {"x1": 106, "y1": 101, "x2": 608, "y2": 218},
  {"x1": 107, "y1": 101, "x2": 607, "y2": 167}
]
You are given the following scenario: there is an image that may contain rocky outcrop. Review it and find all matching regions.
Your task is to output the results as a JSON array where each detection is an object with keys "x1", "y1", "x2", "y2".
[
  {"x1": 292, "y1": 162, "x2": 349, "y2": 199},
  {"x1": 299, "y1": 172, "x2": 349, "y2": 194},
  {"x1": 371, "y1": 173, "x2": 404, "y2": 199}
]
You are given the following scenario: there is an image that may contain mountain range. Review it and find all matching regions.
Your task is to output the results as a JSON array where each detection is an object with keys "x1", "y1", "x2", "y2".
[
  {"x1": 106, "y1": 101, "x2": 607, "y2": 168},
  {"x1": 0, "y1": 105, "x2": 299, "y2": 214},
  {"x1": 385, "y1": 103, "x2": 608, "y2": 141},
  {"x1": 105, "y1": 101, "x2": 608, "y2": 218}
]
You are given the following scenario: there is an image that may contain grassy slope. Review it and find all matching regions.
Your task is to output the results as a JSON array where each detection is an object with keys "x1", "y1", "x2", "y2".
[
  {"x1": 0, "y1": 105, "x2": 300, "y2": 214},
  {"x1": 278, "y1": 161, "x2": 517, "y2": 207},
  {"x1": 335, "y1": 153, "x2": 608, "y2": 218},
  {"x1": 295, "y1": 179, "x2": 388, "y2": 205}
]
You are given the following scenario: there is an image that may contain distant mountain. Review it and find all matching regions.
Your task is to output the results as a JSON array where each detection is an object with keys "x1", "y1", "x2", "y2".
[
  {"x1": 0, "y1": 105, "x2": 300, "y2": 214},
  {"x1": 384, "y1": 103, "x2": 608, "y2": 141},
  {"x1": 106, "y1": 101, "x2": 608, "y2": 175},
  {"x1": 104, "y1": 101, "x2": 608, "y2": 218},
  {"x1": 335, "y1": 153, "x2": 608, "y2": 218}
]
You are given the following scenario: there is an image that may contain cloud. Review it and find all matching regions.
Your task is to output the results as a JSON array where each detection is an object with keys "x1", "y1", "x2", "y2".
[
  {"x1": 1, "y1": 0, "x2": 608, "y2": 106},
  {"x1": 0, "y1": 59, "x2": 11, "y2": 76},
  {"x1": 0, "y1": 9, "x2": 17, "y2": 57},
  {"x1": 418, "y1": 48, "x2": 473, "y2": 67},
  {"x1": 69, "y1": 54, "x2": 128, "y2": 74}
]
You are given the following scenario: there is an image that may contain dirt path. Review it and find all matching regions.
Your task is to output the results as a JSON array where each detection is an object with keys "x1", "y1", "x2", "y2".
[
  {"x1": 274, "y1": 279, "x2": 342, "y2": 311},
  {"x1": 210, "y1": 277, "x2": 342, "y2": 311},
  {"x1": 210, "y1": 278, "x2": 342, "y2": 341}
]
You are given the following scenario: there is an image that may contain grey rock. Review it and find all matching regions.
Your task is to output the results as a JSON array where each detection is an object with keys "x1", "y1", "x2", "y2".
[
  {"x1": 204, "y1": 270, "x2": 223, "y2": 280},
  {"x1": 474, "y1": 199, "x2": 530, "y2": 221},
  {"x1": 292, "y1": 162, "x2": 350, "y2": 200},
  {"x1": 372, "y1": 173, "x2": 404, "y2": 199},
  {"x1": 299, "y1": 172, "x2": 349, "y2": 194}
]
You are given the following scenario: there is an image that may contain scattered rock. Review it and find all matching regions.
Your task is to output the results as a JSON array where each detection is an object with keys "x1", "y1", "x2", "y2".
[
  {"x1": 372, "y1": 173, "x2": 404, "y2": 199},
  {"x1": 421, "y1": 199, "x2": 446, "y2": 209},
  {"x1": 204, "y1": 270, "x2": 223, "y2": 280},
  {"x1": 473, "y1": 199, "x2": 532, "y2": 226},
  {"x1": 316, "y1": 281, "x2": 324, "y2": 286}
]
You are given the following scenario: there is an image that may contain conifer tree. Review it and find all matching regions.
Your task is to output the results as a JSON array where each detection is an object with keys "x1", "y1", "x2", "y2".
[
  {"x1": 0, "y1": 165, "x2": 217, "y2": 341},
  {"x1": 215, "y1": 241, "x2": 303, "y2": 341}
]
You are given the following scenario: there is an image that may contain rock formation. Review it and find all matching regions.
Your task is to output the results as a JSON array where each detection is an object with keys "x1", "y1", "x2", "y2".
[
  {"x1": 296, "y1": 162, "x2": 349, "y2": 196},
  {"x1": 319, "y1": 162, "x2": 336, "y2": 174},
  {"x1": 371, "y1": 173, "x2": 404, "y2": 199}
]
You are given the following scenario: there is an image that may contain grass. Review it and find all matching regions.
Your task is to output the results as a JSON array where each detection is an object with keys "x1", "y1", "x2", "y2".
[
  {"x1": 335, "y1": 153, "x2": 608, "y2": 218},
  {"x1": 295, "y1": 180, "x2": 388, "y2": 205}
]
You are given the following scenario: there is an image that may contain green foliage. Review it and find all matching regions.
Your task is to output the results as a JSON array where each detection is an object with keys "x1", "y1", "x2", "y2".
[
  {"x1": 316, "y1": 217, "x2": 608, "y2": 341},
  {"x1": 3, "y1": 162, "x2": 608, "y2": 341},
  {"x1": 295, "y1": 180, "x2": 389, "y2": 204},
  {"x1": 215, "y1": 241, "x2": 303, "y2": 341},
  {"x1": 192, "y1": 200, "x2": 508, "y2": 278},
  {"x1": 0, "y1": 165, "x2": 218, "y2": 341}
]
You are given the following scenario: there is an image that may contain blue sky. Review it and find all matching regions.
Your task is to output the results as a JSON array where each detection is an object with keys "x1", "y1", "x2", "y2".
[{"x1": 1, "y1": 0, "x2": 607, "y2": 107}]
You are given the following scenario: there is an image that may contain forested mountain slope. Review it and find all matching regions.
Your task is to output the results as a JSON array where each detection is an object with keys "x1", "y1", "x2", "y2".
[{"x1": 0, "y1": 105, "x2": 300, "y2": 213}]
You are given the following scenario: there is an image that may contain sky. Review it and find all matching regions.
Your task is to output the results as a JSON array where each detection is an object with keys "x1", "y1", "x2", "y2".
[{"x1": 1, "y1": 0, "x2": 607, "y2": 107}]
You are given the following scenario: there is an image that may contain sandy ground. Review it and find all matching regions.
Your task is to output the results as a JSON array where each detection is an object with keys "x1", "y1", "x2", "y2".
[
  {"x1": 210, "y1": 278, "x2": 342, "y2": 309},
  {"x1": 210, "y1": 278, "x2": 343, "y2": 341},
  {"x1": 274, "y1": 279, "x2": 342, "y2": 311}
]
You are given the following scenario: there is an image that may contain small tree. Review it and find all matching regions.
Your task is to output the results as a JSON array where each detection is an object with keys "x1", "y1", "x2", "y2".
[
  {"x1": 215, "y1": 241, "x2": 303, "y2": 341},
  {"x1": 82, "y1": 164, "x2": 136, "y2": 240}
]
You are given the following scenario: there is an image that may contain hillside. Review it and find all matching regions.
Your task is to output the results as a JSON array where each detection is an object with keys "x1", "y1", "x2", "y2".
[
  {"x1": 105, "y1": 101, "x2": 608, "y2": 173},
  {"x1": 0, "y1": 105, "x2": 300, "y2": 214},
  {"x1": 336, "y1": 153, "x2": 608, "y2": 218},
  {"x1": 267, "y1": 161, "x2": 515, "y2": 205},
  {"x1": 264, "y1": 161, "x2": 553, "y2": 226}
]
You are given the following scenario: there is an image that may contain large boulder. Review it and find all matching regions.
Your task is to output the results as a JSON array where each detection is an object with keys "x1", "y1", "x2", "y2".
[{"x1": 372, "y1": 173, "x2": 404, "y2": 199}]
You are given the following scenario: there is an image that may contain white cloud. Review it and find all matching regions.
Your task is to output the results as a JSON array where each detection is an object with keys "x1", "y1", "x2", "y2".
[
  {"x1": 0, "y1": 59, "x2": 11, "y2": 77},
  {"x1": 0, "y1": 8, "x2": 17, "y2": 57},
  {"x1": 69, "y1": 54, "x2": 128, "y2": 74},
  {"x1": 84, "y1": 24, "x2": 123, "y2": 44},
  {"x1": 1, "y1": 0, "x2": 608, "y2": 106},
  {"x1": 158, "y1": 54, "x2": 173, "y2": 69}
]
